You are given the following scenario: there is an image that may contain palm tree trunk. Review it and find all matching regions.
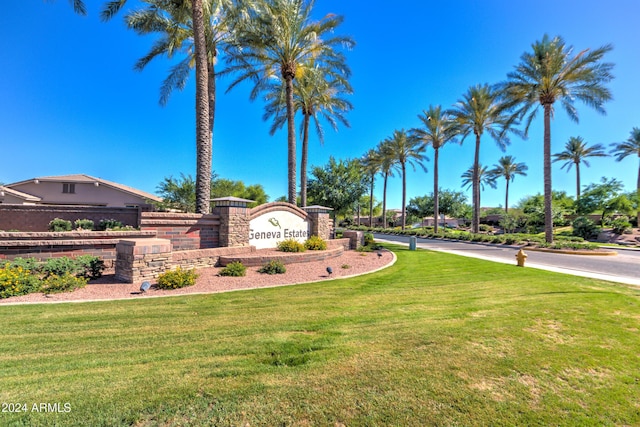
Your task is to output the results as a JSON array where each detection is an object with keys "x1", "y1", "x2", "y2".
[
  {"x1": 192, "y1": 0, "x2": 211, "y2": 214},
  {"x1": 576, "y1": 162, "x2": 581, "y2": 200},
  {"x1": 434, "y1": 147, "x2": 440, "y2": 233},
  {"x1": 382, "y1": 173, "x2": 388, "y2": 229},
  {"x1": 543, "y1": 104, "x2": 553, "y2": 243},
  {"x1": 472, "y1": 134, "x2": 481, "y2": 233},
  {"x1": 300, "y1": 113, "x2": 310, "y2": 207},
  {"x1": 401, "y1": 162, "x2": 407, "y2": 230},
  {"x1": 208, "y1": 62, "x2": 215, "y2": 145},
  {"x1": 369, "y1": 174, "x2": 374, "y2": 227},
  {"x1": 285, "y1": 76, "x2": 297, "y2": 205},
  {"x1": 636, "y1": 157, "x2": 640, "y2": 226},
  {"x1": 505, "y1": 178, "x2": 510, "y2": 213}
]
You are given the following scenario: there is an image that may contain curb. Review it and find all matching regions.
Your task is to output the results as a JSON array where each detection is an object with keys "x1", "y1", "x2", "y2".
[{"x1": 523, "y1": 247, "x2": 617, "y2": 256}]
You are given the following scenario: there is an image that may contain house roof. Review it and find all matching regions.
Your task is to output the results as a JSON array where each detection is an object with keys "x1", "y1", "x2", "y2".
[
  {"x1": 0, "y1": 185, "x2": 41, "y2": 202},
  {"x1": 6, "y1": 174, "x2": 162, "y2": 202}
]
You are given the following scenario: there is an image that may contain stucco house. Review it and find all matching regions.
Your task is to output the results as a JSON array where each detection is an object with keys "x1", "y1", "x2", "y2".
[{"x1": 1, "y1": 174, "x2": 161, "y2": 207}]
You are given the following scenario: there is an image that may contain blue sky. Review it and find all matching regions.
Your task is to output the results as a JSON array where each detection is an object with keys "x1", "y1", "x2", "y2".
[{"x1": 1, "y1": 1, "x2": 638, "y2": 210}]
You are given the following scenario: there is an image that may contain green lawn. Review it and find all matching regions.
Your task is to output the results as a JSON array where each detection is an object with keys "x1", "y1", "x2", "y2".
[{"x1": 1, "y1": 245, "x2": 639, "y2": 426}]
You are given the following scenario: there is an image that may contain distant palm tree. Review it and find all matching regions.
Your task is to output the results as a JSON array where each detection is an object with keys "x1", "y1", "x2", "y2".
[
  {"x1": 361, "y1": 149, "x2": 381, "y2": 227},
  {"x1": 553, "y1": 136, "x2": 607, "y2": 200},
  {"x1": 385, "y1": 130, "x2": 428, "y2": 230},
  {"x1": 488, "y1": 155, "x2": 528, "y2": 213},
  {"x1": 447, "y1": 84, "x2": 515, "y2": 233},
  {"x1": 461, "y1": 164, "x2": 497, "y2": 218},
  {"x1": 412, "y1": 105, "x2": 459, "y2": 232},
  {"x1": 226, "y1": 0, "x2": 354, "y2": 205},
  {"x1": 610, "y1": 127, "x2": 640, "y2": 225},
  {"x1": 376, "y1": 140, "x2": 397, "y2": 229},
  {"x1": 500, "y1": 34, "x2": 614, "y2": 242},
  {"x1": 263, "y1": 64, "x2": 353, "y2": 206}
]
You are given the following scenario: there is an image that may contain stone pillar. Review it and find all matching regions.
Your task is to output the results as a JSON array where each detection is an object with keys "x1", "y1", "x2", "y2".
[
  {"x1": 342, "y1": 230, "x2": 364, "y2": 250},
  {"x1": 212, "y1": 197, "x2": 253, "y2": 247},
  {"x1": 115, "y1": 238, "x2": 172, "y2": 283},
  {"x1": 303, "y1": 205, "x2": 334, "y2": 241}
]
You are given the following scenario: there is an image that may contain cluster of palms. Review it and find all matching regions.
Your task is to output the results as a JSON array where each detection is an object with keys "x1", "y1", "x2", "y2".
[
  {"x1": 66, "y1": 0, "x2": 353, "y2": 212},
  {"x1": 359, "y1": 35, "x2": 625, "y2": 243}
]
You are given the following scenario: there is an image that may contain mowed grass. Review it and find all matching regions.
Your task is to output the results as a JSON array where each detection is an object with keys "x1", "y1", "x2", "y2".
[{"x1": 1, "y1": 245, "x2": 639, "y2": 426}]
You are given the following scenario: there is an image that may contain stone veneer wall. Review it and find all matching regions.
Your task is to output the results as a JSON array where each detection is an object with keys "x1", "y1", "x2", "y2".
[
  {"x1": 0, "y1": 205, "x2": 141, "y2": 232},
  {"x1": 140, "y1": 212, "x2": 220, "y2": 250},
  {"x1": 342, "y1": 231, "x2": 364, "y2": 249},
  {"x1": 215, "y1": 206, "x2": 250, "y2": 247}
]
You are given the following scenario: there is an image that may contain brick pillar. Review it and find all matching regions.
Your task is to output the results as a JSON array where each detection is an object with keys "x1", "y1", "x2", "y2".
[
  {"x1": 303, "y1": 205, "x2": 334, "y2": 241},
  {"x1": 115, "y1": 238, "x2": 172, "y2": 283},
  {"x1": 212, "y1": 197, "x2": 253, "y2": 247}
]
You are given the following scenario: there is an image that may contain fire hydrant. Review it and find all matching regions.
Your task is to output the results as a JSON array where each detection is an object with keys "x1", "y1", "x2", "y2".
[{"x1": 515, "y1": 248, "x2": 527, "y2": 267}]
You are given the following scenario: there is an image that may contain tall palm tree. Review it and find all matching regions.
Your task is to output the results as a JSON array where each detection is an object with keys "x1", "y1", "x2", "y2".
[
  {"x1": 461, "y1": 164, "x2": 497, "y2": 220},
  {"x1": 487, "y1": 155, "x2": 528, "y2": 213},
  {"x1": 385, "y1": 130, "x2": 428, "y2": 230},
  {"x1": 610, "y1": 127, "x2": 640, "y2": 225},
  {"x1": 70, "y1": 0, "x2": 214, "y2": 214},
  {"x1": 447, "y1": 84, "x2": 515, "y2": 234},
  {"x1": 412, "y1": 105, "x2": 459, "y2": 232},
  {"x1": 500, "y1": 34, "x2": 614, "y2": 242},
  {"x1": 553, "y1": 136, "x2": 607, "y2": 200},
  {"x1": 376, "y1": 140, "x2": 397, "y2": 229},
  {"x1": 361, "y1": 149, "x2": 381, "y2": 227},
  {"x1": 263, "y1": 64, "x2": 353, "y2": 206},
  {"x1": 226, "y1": 0, "x2": 354, "y2": 205}
]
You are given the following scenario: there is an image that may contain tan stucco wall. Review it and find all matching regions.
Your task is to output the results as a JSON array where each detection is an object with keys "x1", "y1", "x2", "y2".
[{"x1": 11, "y1": 181, "x2": 152, "y2": 207}]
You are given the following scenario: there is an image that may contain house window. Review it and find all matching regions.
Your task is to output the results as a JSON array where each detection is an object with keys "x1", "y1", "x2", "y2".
[{"x1": 62, "y1": 183, "x2": 76, "y2": 194}]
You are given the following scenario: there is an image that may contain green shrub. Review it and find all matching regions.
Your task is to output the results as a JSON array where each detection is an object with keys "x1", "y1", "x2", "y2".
[
  {"x1": 277, "y1": 239, "x2": 306, "y2": 253},
  {"x1": 74, "y1": 219, "x2": 94, "y2": 230},
  {"x1": 572, "y1": 216, "x2": 600, "y2": 240},
  {"x1": 304, "y1": 235, "x2": 327, "y2": 251},
  {"x1": 364, "y1": 233, "x2": 375, "y2": 246},
  {"x1": 74, "y1": 255, "x2": 105, "y2": 280},
  {"x1": 219, "y1": 262, "x2": 246, "y2": 277},
  {"x1": 356, "y1": 245, "x2": 373, "y2": 252},
  {"x1": 48, "y1": 218, "x2": 72, "y2": 232},
  {"x1": 42, "y1": 273, "x2": 88, "y2": 294},
  {"x1": 41, "y1": 257, "x2": 83, "y2": 278},
  {"x1": 258, "y1": 260, "x2": 286, "y2": 275},
  {"x1": 0, "y1": 265, "x2": 41, "y2": 298},
  {"x1": 4, "y1": 257, "x2": 39, "y2": 272},
  {"x1": 157, "y1": 267, "x2": 198, "y2": 289},
  {"x1": 98, "y1": 219, "x2": 123, "y2": 231},
  {"x1": 611, "y1": 216, "x2": 632, "y2": 235},
  {"x1": 479, "y1": 224, "x2": 493, "y2": 233},
  {"x1": 334, "y1": 230, "x2": 344, "y2": 239}
]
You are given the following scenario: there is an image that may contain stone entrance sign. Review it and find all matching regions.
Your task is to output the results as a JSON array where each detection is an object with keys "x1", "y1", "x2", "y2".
[{"x1": 249, "y1": 210, "x2": 310, "y2": 249}]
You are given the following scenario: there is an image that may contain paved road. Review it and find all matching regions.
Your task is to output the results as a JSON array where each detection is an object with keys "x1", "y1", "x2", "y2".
[{"x1": 374, "y1": 233, "x2": 640, "y2": 287}]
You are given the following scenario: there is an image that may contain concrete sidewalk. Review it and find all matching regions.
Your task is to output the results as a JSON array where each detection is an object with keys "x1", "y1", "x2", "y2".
[{"x1": 375, "y1": 236, "x2": 640, "y2": 287}]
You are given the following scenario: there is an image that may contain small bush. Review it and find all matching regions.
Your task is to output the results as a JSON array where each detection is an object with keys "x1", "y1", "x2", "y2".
[
  {"x1": 41, "y1": 257, "x2": 82, "y2": 278},
  {"x1": 341, "y1": 264, "x2": 351, "y2": 269},
  {"x1": 98, "y1": 219, "x2": 123, "y2": 231},
  {"x1": 157, "y1": 267, "x2": 198, "y2": 289},
  {"x1": 5, "y1": 257, "x2": 39, "y2": 272},
  {"x1": 304, "y1": 235, "x2": 327, "y2": 251},
  {"x1": 75, "y1": 255, "x2": 105, "y2": 280},
  {"x1": 572, "y1": 216, "x2": 600, "y2": 240},
  {"x1": 277, "y1": 239, "x2": 306, "y2": 253},
  {"x1": 48, "y1": 218, "x2": 72, "y2": 232},
  {"x1": 0, "y1": 265, "x2": 41, "y2": 299},
  {"x1": 42, "y1": 273, "x2": 88, "y2": 294},
  {"x1": 364, "y1": 233, "x2": 375, "y2": 246},
  {"x1": 479, "y1": 224, "x2": 493, "y2": 233},
  {"x1": 611, "y1": 216, "x2": 632, "y2": 235},
  {"x1": 356, "y1": 245, "x2": 373, "y2": 253},
  {"x1": 74, "y1": 219, "x2": 94, "y2": 230},
  {"x1": 258, "y1": 260, "x2": 286, "y2": 275},
  {"x1": 219, "y1": 262, "x2": 246, "y2": 277}
]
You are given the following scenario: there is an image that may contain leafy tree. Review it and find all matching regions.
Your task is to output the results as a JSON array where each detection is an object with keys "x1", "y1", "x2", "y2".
[
  {"x1": 210, "y1": 179, "x2": 268, "y2": 208},
  {"x1": 226, "y1": 0, "x2": 354, "y2": 205},
  {"x1": 412, "y1": 105, "x2": 459, "y2": 232},
  {"x1": 517, "y1": 192, "x2": 575, "y2": 230},
  {"x1": 553, "y1": 136, "x2": 607, "y2": 199},
  {"x1": 501, "y1": 34, "x2": 614, "y2": 242},
  {"x1": 385, "y1": 130, "x2": 428, "y2": 230},
  {"x1": 487, "y1": 155, "x2": 528, "y2": 213},
  {"x1": 610, "y1": 127, "x2": 640, "y2": 225},
  {"x1": 307, "y1": 157, "x2": 367, "y2": 218},
  {"x1": 576, "y1": 177, "x2": 634, "y2": 225},
  {"x1": 358, "y1": 195, "x2": 382, "y2": 218},
  {"x1": 448, "y1": 84, "x2": 516, "y2": 233},
  {"x1": 406, "y1": 189, "x2": 468, "y2": 224}
]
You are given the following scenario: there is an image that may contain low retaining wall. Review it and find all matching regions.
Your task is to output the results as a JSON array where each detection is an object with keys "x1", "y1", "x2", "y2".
[
  {"x1": 0, "y1": 205, "x2": 141, "y2": 232},
  {"x1": 140, "y1": 212, "x2": 220, "y2": 250},
  {"x1": 219, "y1": 246, "x2": 343, "y2": 267}
]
